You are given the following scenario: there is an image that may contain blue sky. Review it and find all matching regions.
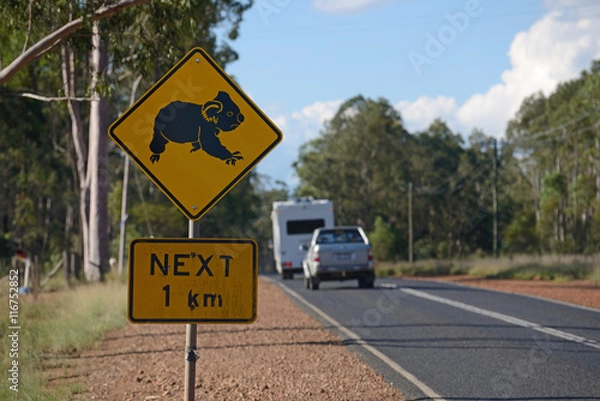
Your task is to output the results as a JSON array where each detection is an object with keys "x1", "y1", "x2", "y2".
[{"x1": 225, "y1": 0, "x2": 600, "y2": 190}]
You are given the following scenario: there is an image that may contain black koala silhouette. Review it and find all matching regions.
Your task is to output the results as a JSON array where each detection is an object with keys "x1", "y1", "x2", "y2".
[{"x1": 149, "y1": 91, "x2": 245, "y2": 165}]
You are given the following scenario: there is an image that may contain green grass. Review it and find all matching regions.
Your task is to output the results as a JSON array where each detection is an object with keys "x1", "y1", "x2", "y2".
[
  {"x1": 376, "y1": 253, "x2": 600, "y2": 282},
  {"x1": 0, "y1": 279, "x2": 128, "y2": 400}
]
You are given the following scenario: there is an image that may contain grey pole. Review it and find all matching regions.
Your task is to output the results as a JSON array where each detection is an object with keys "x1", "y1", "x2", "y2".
[
  {"x1": 117, "y1": 155, "x2": 130, "y2": 276},
  {"x1": 184, "y1": 219, "x2": 199, "y2": 400},
  {"x1": 117, "y1": 76, "x2": 142, "y2": 275}
]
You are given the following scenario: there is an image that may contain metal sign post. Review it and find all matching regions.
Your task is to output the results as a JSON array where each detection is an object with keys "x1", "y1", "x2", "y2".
[
  {"x1": 110, "y1": 47, "x2": 281, "y2": 401},
  {"x1": 185, "y1": 220, "x2": 199, "y2": 401},
  {"x1": 185, "y1": 322, "x2": 198, "y2": 400}
]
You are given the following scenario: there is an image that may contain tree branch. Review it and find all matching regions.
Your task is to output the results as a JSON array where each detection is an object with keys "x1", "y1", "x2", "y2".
[
  {"x1": 10, "y1": 92, "x2": 93, "y2": 102},
  {"x1": 23, "y1": 0, "x2": 34, "y2": 53},
  {"x1": 0, "y1": 0, "x2": 149, "y2": 86}
]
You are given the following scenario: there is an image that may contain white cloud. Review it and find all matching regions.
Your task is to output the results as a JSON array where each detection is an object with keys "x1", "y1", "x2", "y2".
[
  {"x1": 312, "y1": 0, "x2": 390, "y2": 14},
  {"x1": 396, "y1": 96, "x2": 459, "y2": 133},
  {"x1": 394, "y1": 7, "x2": 600, "y2": 138},
  {"x1": 271, "y1": 115, "x2": 288, "y2": 131},
  {"x1": 255, "y1": 99, "x2": 342, "y2": 188},
  {"x1": 456, "y1": 10, "x2": 600, "y2": 138},
  {"x1": 291, "y1": 99, "x2": 342, "y2": 124},
  {"x1": 287, "y1": 99, "x2": 343, "y2": 145}
]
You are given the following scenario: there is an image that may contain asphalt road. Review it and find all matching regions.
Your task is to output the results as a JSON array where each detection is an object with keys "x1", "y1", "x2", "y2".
[{"x1": 268, "y1": 275, "x2": 600, "y2": 401}]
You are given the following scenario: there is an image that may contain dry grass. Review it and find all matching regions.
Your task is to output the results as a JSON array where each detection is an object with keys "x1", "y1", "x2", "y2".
[
  {"x1": 376, "y1": 253, "x2": 600, "y2": 282},
  {"x1": 0, "y1": 279, "x2": 127, "y2": 400}
]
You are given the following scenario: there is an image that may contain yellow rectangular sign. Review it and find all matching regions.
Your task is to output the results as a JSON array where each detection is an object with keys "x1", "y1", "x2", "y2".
[{"x1": 128, "y1": 238, "x2": 257, "y2": 324}]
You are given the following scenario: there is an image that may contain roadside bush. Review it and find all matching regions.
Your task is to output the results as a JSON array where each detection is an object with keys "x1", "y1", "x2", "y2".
[
  {"x1": 503, "y1": 211, "x2": 539, "y2": 254},
  {"x1": 369, "y1": 216, "x2": 396, "y2": 261},
  {"x1": 415, "y1": 239, "x2": 436, "y2": 260}
]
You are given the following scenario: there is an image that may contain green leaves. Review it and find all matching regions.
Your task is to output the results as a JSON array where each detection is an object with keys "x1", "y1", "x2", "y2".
[
  {"x1": 295, "y1": 96, "x2": 410, "y2": 234},
  {"x1": 508, "y1": 60, "x2": 600, "y2": 253}
]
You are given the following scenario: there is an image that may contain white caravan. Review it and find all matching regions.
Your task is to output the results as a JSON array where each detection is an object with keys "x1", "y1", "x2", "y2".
[{"x1": 271, "y1": 198, "x2": 334, "y2": 279}]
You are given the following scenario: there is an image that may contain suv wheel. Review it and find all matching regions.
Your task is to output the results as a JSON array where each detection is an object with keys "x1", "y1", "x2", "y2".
[
  {"x1": 358, "y1": 274, "x2": 375, "y2": 289},
  {"x1": 310, "y1": 276, "x2": 320, "y2": 290}
]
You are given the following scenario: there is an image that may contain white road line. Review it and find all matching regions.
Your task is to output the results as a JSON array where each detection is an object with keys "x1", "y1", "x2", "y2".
[
  {"x1": 267, "y1": 278, "x2": 446, "y2": 401},
  {"x1": 402, "y1": 288, "x2": 600, "y2": 350},
  {"x1": 444, "y1": 280, "x2": 600, "y2": 314}
]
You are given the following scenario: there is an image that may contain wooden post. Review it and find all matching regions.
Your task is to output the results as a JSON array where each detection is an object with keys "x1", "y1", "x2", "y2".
[{"x1": 493, "y1": 139, "x2": 498, "y2": 258}]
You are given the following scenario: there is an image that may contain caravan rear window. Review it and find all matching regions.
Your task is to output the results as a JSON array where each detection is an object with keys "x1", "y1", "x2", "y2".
[{"x1": 287, "y1": 219, "x2": 325, "y2": 235}]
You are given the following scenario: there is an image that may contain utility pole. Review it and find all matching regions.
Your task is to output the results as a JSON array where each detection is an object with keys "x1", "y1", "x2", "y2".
[
  {"x1": 408, "y1": 182, "x2": 413, "y2": 263},
  {"x1": 492, "y1": 139, "x2": 498, "y2": 258}
]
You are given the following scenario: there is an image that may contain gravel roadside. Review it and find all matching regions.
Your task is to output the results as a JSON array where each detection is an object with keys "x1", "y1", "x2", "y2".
[
  {"x1": 47, "y1": 277, "x2": 404, "y2": 401},
  {"x1": 45, "y1": 275, "x2": 599, "y2": 400}
]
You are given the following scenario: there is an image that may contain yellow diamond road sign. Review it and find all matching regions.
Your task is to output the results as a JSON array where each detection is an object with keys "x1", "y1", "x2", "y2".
[
  {"x1": 109, "y1": 48, "x2": 283, "y2": 220},
  {"x1": 128, "y1": 238, "x2": 257, "y2": 324}
]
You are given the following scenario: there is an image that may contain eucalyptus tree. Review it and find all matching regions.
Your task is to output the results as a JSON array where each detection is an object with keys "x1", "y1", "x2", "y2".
[
  {"x1": 506, "y1": 60, "x2": 600, "y2": 253},
  {"x1": 0, "y1": 0, "x2": 252, "y2": 280},
  {"x1": 295, "y1": 97, "x2": 500, "y2": 260},
  {"x1": 409, "y1": 119, "x2": 466, "y2": 256},
  {"x1": 294, "y1": 95, "x2": 412, "y2": 232}
]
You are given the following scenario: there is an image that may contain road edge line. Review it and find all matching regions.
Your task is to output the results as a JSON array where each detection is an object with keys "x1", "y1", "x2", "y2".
[
  {"x1": 265, "y1": 277, "x2": 446, "y2": 401},
  {"x1": 441, "y1": 279, "x2": 600, "y2": 314},
  {"x1": 402, "y1": 288, "x2": 600, "y2": 350}
]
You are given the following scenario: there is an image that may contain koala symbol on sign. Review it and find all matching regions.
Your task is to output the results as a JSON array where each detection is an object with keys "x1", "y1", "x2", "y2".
[{"x1": 149, "y1": 91, "x2": 245, "y2": 166}]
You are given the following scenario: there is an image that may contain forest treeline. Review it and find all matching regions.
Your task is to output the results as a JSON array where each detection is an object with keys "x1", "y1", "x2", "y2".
[
  {"x1": 0, "y1": 2, "x2": 598, "y2": 277},
  {"x1": 295, "y1": 60, "x2": 600, "y2": 261}
]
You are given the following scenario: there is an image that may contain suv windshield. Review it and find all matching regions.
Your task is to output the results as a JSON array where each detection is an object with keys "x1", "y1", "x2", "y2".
[{"x1": 316, "y1": 229, "x2": 364, "y2": 244}]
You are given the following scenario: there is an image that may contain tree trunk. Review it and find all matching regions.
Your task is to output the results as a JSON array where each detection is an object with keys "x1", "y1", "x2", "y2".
[
  {"x1": 61, "y1": 44, "x2": 91, "y2": 281},
  {"x1": 86, "y1": 21, "x2": 109, "y2": 281},
  {"x1": 64, "y1": 204, "x2": 73, "y2": 286}
]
